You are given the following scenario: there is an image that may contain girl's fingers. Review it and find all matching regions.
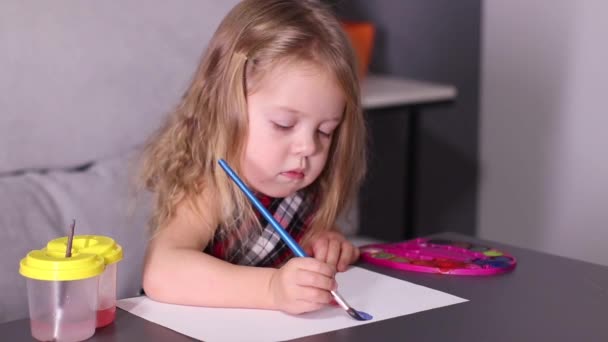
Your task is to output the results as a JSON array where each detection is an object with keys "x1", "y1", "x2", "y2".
[
  {"x1": 312, "y1": 238, "x2": 329, "y2": 263},
  {"x1": 295, "y1": 269, "x2": 336, "y2": 291},
  {"x1": 353, "y1": 244, "x2": 360, "y2": 261},
  {"x1": 295, "y1": 286, "x2": 333, "y2": 304},
  {"x1": 337, "y1": 241, "x2": 353, "y2": 271},
  {"x1": 295, "y1": 257, "x2": 335, "y2": 278},
  {"x1": 298, "y1": 287, "x2": 333, "y2": 305},
  {"x1": 296, "y1": 299, "x2": 325, "y2": 313},
  {"x1": 325, "y1": 238, "x2": 341, "y2": 268},
  {"x1": 337, "y1": 241, "x2": 361, "y2": 272}
]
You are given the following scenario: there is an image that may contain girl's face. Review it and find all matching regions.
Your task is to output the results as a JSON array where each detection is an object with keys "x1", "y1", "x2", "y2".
[{"x1": 242, "y1": 61, "x2": 345, "y2": 198}]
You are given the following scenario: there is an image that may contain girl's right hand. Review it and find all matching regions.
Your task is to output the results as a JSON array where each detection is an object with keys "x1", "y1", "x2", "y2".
[{"x1": 269, "y1": 257, "x2": 337, "y2": 315}]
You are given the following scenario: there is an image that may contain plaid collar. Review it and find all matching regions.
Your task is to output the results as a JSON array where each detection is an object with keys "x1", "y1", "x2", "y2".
[{"x1": 205, "y1": 190, "x2": 315, "y2": 267}]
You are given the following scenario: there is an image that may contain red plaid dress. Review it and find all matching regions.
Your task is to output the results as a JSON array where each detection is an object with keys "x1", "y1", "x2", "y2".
[{"x1": 204, "y1": 190, "x2": 316, "y2": 268}]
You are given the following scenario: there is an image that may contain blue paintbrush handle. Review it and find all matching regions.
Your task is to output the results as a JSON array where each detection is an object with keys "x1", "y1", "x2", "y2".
[
  {"x1": 219, "y1": 159, "x2": 372, "y2": 321},
  {"x1": 218, "y1": 159, "x2": 307, "y2": 258}
]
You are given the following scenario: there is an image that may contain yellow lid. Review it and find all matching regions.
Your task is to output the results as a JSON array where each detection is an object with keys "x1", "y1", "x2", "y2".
[
  {"x1": 20, "y1": 249, "x2": 105, "y2": 281},
  {"x1": 46, "y1": 235, "x2": 123, "y2": 265}
]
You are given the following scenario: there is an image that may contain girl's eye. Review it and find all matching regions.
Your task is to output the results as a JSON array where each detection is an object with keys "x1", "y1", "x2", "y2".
[
  {"x1": 317, "y1": 130, "x2": 332, "y2": 138},
  {"x1": 272, "y1": 122, "x2": 293, "y2": 130}
]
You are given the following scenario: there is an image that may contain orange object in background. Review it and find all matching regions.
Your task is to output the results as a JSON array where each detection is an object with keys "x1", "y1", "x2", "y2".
[{"x1": 341, "y1": 21, "x2": 375, "y2": 79}]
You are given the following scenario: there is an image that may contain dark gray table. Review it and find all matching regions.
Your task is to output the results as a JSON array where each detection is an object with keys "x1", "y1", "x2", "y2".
[{"x1": 3, "y1": 233, "x2": 608, "y2": 341}]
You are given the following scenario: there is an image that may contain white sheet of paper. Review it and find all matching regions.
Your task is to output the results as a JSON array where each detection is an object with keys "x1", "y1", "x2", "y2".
[{"x1": 118, "y1": 267, "x2": 467, "y2": 341}]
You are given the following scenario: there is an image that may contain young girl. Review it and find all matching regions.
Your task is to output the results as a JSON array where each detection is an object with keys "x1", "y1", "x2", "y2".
[{"x1": 140, "y1": 0, "x2": 366, "y2": 315}]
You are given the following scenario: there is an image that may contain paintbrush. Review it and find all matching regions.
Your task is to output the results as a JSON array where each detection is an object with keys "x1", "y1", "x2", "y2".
[
  {"x1": 218, "y1": 159, "x2": 372, "y2": 321},
  {"x1": 53, "y1": 219, "x2": 76, "y2": 339}
]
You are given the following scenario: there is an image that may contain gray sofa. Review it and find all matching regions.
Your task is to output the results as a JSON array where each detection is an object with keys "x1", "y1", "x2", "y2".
[{"x1": 0, "y1": 1, "x2": 240, "y2": 323}]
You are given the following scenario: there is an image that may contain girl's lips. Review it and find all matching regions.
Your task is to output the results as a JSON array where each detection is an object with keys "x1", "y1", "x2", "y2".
[{"x1": 281, "y1": 170, "x2": 305, "y2": 179}]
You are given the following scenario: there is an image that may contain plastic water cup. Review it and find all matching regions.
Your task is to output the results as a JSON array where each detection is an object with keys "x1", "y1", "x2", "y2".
[
  {"x1": 46, "y1": 235, "x2": 123, "y2": 328},
  {"x1": 20, "y1": 249, "x2": 104, "y2": 342}
]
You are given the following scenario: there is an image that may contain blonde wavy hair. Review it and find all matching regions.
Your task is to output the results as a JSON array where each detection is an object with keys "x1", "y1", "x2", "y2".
[{"x1": 140, "y1": 0, "x2": 366, "y2": 246}]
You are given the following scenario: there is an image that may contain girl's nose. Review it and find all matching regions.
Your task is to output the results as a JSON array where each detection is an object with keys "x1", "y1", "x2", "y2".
[{"x1": 293, "y1": 132, "x2": 317, "y2": 156}]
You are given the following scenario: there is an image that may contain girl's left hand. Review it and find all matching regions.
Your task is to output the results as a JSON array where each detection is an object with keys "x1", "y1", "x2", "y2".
[{"x1": 306, "y1": 231, "x2": 360, "y2": 272}]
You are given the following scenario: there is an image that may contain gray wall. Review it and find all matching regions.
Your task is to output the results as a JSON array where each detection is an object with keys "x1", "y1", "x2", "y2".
[
  {"x1": 333, "y1": 1, "x2": 481, "y2": 239},
  {"x1": 479, "y1": 1, "x2": 608, "y2": 266}
]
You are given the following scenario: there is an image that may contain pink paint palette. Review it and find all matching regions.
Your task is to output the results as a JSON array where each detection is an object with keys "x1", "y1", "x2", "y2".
[{"x1": 360, "y1": 238, "x2": 517, "y2": 276}]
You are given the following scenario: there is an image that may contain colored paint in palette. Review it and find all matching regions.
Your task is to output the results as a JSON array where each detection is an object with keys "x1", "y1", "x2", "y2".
[{"x1": 360, "y1": 238, "x2": 517, "y2": 276}]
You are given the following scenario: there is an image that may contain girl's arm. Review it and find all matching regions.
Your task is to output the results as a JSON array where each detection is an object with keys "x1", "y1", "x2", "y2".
[
  {"x1": 142, "y1": 194, "x2": 337, "y2": 313},
  {"x1": 142, "y1": 196, "x2": 277, "y2": 309}
]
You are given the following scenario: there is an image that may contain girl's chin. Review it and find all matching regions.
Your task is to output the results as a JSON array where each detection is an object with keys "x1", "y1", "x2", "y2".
[
  {"x1": 259, "y1": 189, "x2": 297, "y2": 198},
  {"x1": 253, "y1": 183, "x2": 303, "y2": 198}
]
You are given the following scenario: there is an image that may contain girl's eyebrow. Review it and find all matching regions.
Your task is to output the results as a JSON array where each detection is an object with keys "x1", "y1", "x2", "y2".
[
  {"x1": 274, "y1": 106, "x2": 299, "y2": 116},
  {"x1": 275, "y1": 105, "x2": 342, "y2": 122}
]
